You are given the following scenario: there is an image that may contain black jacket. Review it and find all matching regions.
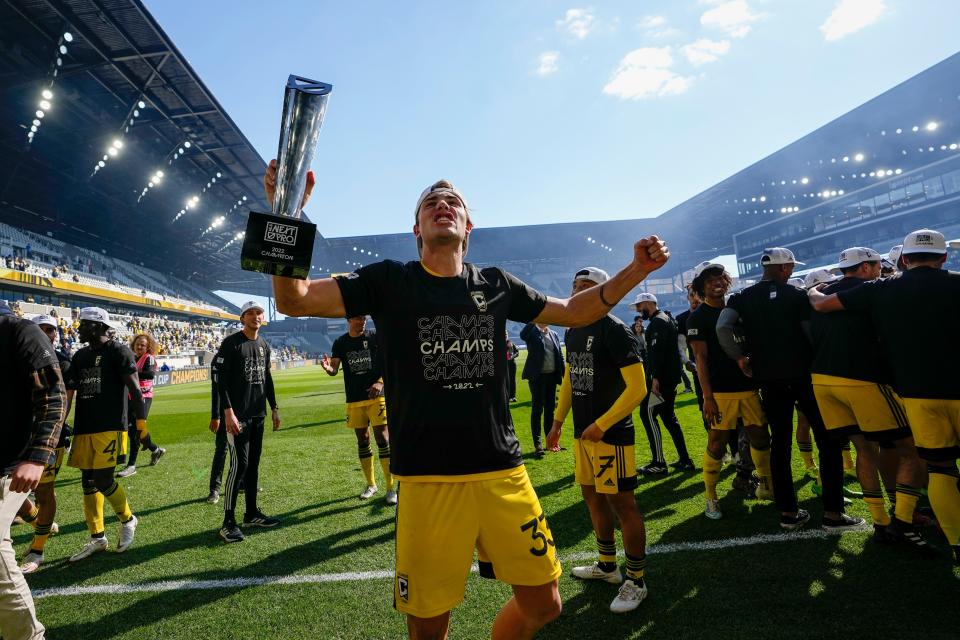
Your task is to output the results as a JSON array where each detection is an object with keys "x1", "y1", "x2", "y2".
[
  {"x1": 644, "y1": 310, "x2": 682, "y2": 387},
  {"x1": 520, "y1": 323, "x2": 564, "y2": 380}
]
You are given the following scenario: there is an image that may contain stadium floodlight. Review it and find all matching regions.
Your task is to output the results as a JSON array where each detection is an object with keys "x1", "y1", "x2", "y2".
[
  {"x1": 912, "y1": 125, "x2": 919, "y2": 132},
  {"x1": 133, "y1": 109, "x2": 139, "y2": 117},
  {"x1": 56, "y1": 58, "x2": 62, "y2": 66},
  {"x1": 926, "y1": 121, "x2": 938, "y2": 131},
  {"x1": 842, "y1": 156, "x2": 849, "y2": 162},
  {"x1": 138, "y1": 100, "x2": 146, "y2": 109},
  {"x1": 32, "y1": 119, "x2": 40, "y2": 126},
  {"x1": 156, "y1": 170, "x2": 164, "y2": 178},
  {"x1": 36, "y1": 110, "x2": 44, "y2": 118},
  {"x1": 216, "y1": 172, "x2": 222, "y2": 178},
  {"x1": 178, "y1": 147, "x2": 184, "y2": 154},
  {"x1": 107, "y1": 147, "x2": 118, "y2": 157},
  {"x1": 184, "y1": 141, "x2": 192, "y2": 148},
  {"x1": 800, "y1": 177, "x2": 809, "y2": 185},
  {"x1": 98, "y1": 160, "x2": 105, "y2": 168},
  {"x1": 759, "y1": 195, "x2": 766, "y2": 202},
  {"x1": 30, "y1": 125, "x2": 37, "y2": 132},
  {"x1": 41, "y1": 89, "x2": 53, "y2": 100},
  {"x1": 63, "y1": 32, "x2": 73, "y2": 42},
  {"x1": 39, "y1": 100, "x2": 51, "y2": 110},
  {"x1": 112, "y1": 139, "x2": 123, "y2": 149}
]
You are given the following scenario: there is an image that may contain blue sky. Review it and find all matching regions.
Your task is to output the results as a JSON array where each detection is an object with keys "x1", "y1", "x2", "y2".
[{"x1": 147, "y1": 0, "x2": 959, "y2": 241}]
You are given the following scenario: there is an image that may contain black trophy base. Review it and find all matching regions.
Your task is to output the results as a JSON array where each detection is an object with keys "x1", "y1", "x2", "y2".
[{"x1": 240, "y1": 211, "x2": 317, "y2": 280}]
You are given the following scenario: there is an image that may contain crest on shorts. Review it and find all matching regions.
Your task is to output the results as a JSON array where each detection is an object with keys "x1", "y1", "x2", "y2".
[
  {"x1": 397, "y1": 574, "x2": 409, "y2": 602},
  {"x1": 363, "y1": 340, "x2": 368, "y2": 349},
  {"x1": 470, "y1": 291, "x2": 488, "y2": 312},
  {"x1": 586, "y1": 336, "x2": 594, "y2": 351}
]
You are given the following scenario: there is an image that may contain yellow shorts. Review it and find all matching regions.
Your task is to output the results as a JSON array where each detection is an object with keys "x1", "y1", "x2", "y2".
[
  {"x1": 67, "y1": 431, "x2": 129, "y2": 470},
  {"x1": 901, "y1": 398, "x2": 960, "y2": 461},
  {"x1": 574, "y1": 438, "x2": 638, "y2": 494},
  {"x1": 712, "y1": 391, "x2": 765, "y2": 430},
  {"x1": 812, "y1": 374, "x2": 910, "y2": 440},
  {"x1": 394, "y1": 466, "x2": 561, "y2": 618},
  {"x1": 346, "y1": 398, "x2": 387, "y2": 429},
  {"x1": 39, "y1": 447, "x2": 66, "y2": 485}
]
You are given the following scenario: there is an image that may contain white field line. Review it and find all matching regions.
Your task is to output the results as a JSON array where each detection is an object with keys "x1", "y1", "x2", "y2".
[{"x1": 32, "y1": 527, "x2": 863, "y2": 600}]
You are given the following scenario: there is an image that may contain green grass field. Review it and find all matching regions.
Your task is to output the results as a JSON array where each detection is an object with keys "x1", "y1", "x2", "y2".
[{"x1": 15, "y1": 356, "x2": 959, "y2": 639}]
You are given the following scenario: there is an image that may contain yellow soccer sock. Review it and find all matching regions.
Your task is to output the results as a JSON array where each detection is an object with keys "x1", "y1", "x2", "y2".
[
  {"x1": 377, "y1": 444, "x2": 394, "y2": 491},
  {"x1": 797, "y1": 441, "x2": 816, "y2": 471},
  {"x1": 862, "y1": 489, "x2": 891, "y2": 526},
  {"x1": 82, "y1": 488, "x2": 105, "y2": 535},
  {"x1": 927, "y1": 467, "x2": 960, "y2": 545},
  {"x1": 894, "y1": 483, "x2": 922, "y2": 525},
  {"x1": 22, "y1": 504, "x2": 39, "y2": 526},
  {"x1": 750, "y1": 445, "x2": 772, "y2": 481},
  {"x1": 625, "y1": 551, "x2": 646, "y2": 583},
  {"x1": 359, "y1": 443, "x2": 376, "y2": 487},
  {"x1": 841, "y1": 441, "x2": 854, "y2": 471},
  {"x1": 703, "y1": 451, "x2": 722, "y2": 500},
  {"x1": 30, "y1": 523, "x2": 53, "y2": 553},
  {"x1": 597, "y1": 538, "x2": 617, "y2": 571},
  {"x1": 103, "y1": 482, "x2": 133, "y2": 523}
]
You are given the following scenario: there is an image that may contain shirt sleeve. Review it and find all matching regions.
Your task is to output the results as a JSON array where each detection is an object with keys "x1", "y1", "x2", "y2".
[
  {"x1": 117, "y1": 344, "x2": 138, "y2": 377},
  {"x1": 836, "y1": 279, "x2": 878, "y2": 312},
  {"x1": 502, "y1": 270, "x2": 548, "y2": 323},
  {"x1": 334, "y1": 261, "x2": 393, "y2": 318},
  {"x1": 330, "y1": 336, "x2": 343, "y2": 360},
  {"x1": 15, "y1": 321, "x2": 58, "y2": 374},
  {"x1": 686, "y1": 309, "x2": 707, "y2": 343}
]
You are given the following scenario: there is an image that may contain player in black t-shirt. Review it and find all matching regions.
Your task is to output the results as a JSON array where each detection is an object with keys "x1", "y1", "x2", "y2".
[
  {"x1": 264, "y1": 164, "x2": 669, "y2": 639},
  {"x1": 63, "y1": 307, "x2": 146, "y2": 561},
  {"x1": 17, "y1": 315, "x2": 70, "y2": 573},
  {"x1": 810, "y1": 229, "x2": 960, "y2": 562},
  {"x1": 548, "y1": 268, "x2": 650, "y2": 613},
  {"x1": 633, "y1": 293, "x2": 692, "y2": 474},
  {"x1": 211, "y1": 301, "x2": 281, "y2": 543},
  {"x1": 686, "y1": 264, "x2": 773, "y2": 521},
  {"x1": 322, "y1": 316, "x2": 395, "y2": 504}
]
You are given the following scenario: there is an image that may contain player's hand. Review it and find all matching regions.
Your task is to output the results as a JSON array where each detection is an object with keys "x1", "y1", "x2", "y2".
[
  {"x1": 272, "y1": 408, "x2": 281, "y2": 431},
  {"x1": 651, "y1": 378, "x2": 662, "y2": 399},
  {"x1": 737, "y1": 357, "x2": 753, "y2": 378},
  {"x1": 703, "y1": 396, "x2": 721, "y2": 427},
  {"x1": 546, "y1": 421, "x2": 563, "y2": 451},
  {"x1": 581, "y1": 423, "x2": 604, "y2": 442},
  {"x1": 9, "y1": 461, "x2": 44, "y2": 493},
  {"x1": 684, "y1": 361, "x2": 696, "y2": 373},
  {"x1": 224, "y1": 411, "x2": 242, "y2": 435},
  {"x1": 367, "y1": 381, "x2": 384, "y2": 399},
  {"x1": 208, "y1": 418, "x2": 220, "y2": 434},
  {"x1": 264, "y1": 159, "x2": 315, "y2": 211},
  {"x1": 633, "y1": 236, "x2": 670, "y2": 273}
]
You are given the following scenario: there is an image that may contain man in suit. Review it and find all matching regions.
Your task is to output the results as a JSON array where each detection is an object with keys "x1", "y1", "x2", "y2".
[{"x1": 521, "y1": 322, "x2": 564, "y2": 458}]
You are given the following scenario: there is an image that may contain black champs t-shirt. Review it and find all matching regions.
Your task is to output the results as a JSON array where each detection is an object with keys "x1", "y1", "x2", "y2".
[{"x1": 331, "y1": 330, "x2": 382, "y2": 403}]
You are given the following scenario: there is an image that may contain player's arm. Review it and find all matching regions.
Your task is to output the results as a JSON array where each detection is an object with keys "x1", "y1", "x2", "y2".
[
  {"x1": 534, "y1": 237, "x2": 669, "y2": 327},
  {"x1": 807, "y1": 287, "x2": 845, "y2": 312},
  {"x1": 678, "y1": 334, "x2": 695, "y2": 371},
  {"x1": 716, "y1": 307, "x2": 751, "y2": 377},
  {"x1": 216, "y1": 345, "x2": 242, "y2": 435},
  {"x1": 124, "y1": 373, "x2": 148, "y2": 437},
  {"x1": 209, "y1": 374, "x2": 221, "y2": 433},
  {"x1": 581, "y1": 363, "x2": 647, "y2": 442},
  {"x1": 14, "y1": 363, "x2": 67, "y2": 492},
  {"x1": 645, "y1": 318, "x2": 667, "y2": 396},
  {"x1": 690, "y1": 340, "x2": 720, "y2": 427},
  {"x1": 546, "y1": 368, "x2": 572, "y2": 450},
  {"x1": 265, "y1": 350, "x2": 280, "y2": 431}
]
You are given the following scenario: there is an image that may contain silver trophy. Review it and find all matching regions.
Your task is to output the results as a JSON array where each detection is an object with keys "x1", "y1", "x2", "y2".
[{"x1": 241, "y1": 75, "x2": 333, "y2": 278}]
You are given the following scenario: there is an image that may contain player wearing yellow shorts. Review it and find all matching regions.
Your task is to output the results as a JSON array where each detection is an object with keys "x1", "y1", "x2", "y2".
[
  {"x1": 686, "y1": 263, "x2": 774, "y2": 521},
  {"x1": 810, "y1": 247, "x2": 931, "y2": 551},
  {"x1": 812, "y1": 229, "x2": 960, "y2": 563},
  {"x1": 322, "y1": 316, "x2": 395, "y2": 504},
  {"x1": 17, "y1": 315, "x2": 70, "y2": 573},
  {"x1": 547, "y1": 267, "x2": 650, "y2": 613},
  {"x1": 64, "y1": 307, "x2": 145, "y2": 562},
  {"x1": 265, "y1": 165, "x2": 669, "y2": 638}
]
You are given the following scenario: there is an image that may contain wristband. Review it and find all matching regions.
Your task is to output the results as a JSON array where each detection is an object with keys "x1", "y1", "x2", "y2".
[{"x1": 599, "y1": 284, "x2": 615, "y2": 307}]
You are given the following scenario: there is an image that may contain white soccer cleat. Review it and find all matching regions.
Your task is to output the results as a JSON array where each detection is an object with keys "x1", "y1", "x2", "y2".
[
  {"x1": 385, "y1": 490, "x2": 398, "y2": 506},
  {"x1": 610, "y1": 579, "x2": 648, "y2": 613},
  {"x1": 359, "y1": 486, "x2": 377, "y2": 500},
  {"x1": 116, "y1": 465, "x2": 137, "y2": 478},
  {"x1": 117, "y1": 515, "x2": 138, "y2": 552},
  {"x1": 705, "y1": 498, "x2": 722, "y2": 520},
  {"x1": 69, "y1": 536, "x2": 108, "y2": 562},
  {"x1": 20, "y1": 551, "x2": 43, "y2": 574},
  {"x1": 50, "y1": 521, "x2": 59, "y2": 535},
  {"x1": 571, "y1": 563, "x2": 623, "y2": 584}
]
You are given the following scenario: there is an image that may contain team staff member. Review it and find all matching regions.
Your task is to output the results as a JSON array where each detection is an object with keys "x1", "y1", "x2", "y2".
[
  {"x1": 808, "y1": 247, "x2": 929, "y2": 549},
  {"x1": 117, "y1": 333, "x2": 165, "y2": 478},
  {"x1": 547, "y1": 267, "x2": 650, "y2": 613},
  {"x1": 0, "y1": 301, "x2": 65, "y2": 639},
  {"x1": 17, "y1": 315, "x2": 70, "y2": 574},
  {"x1": 686, "y1": 263, "x2": 773, "y2": 520},
  {"x1": 810, "y1": 229, "x2": 960, "y2": 563},
  {"x1": 265, "y1": 161, "x2": 669, "y2": 640},
  {"x1": 213, "y1": 301, "x2": 281, "y2": 543},
  {"x1": 675, "y1": 286, "x2": 703, "y2": 422},
  {"x1": 520, "y1": 322, "x2": 564, "y2": 458},
  {"x1": 633, "y1": 293, "x2": 692, "y2": 473},
  {"x1": 717, "y1": 249, "x2": 863, "y2": 531},
  {"x1": 322, "y1": 315, "x2": 395, "y2": 505},
  {"x1": 64, "y1": 307, "x2": 144, "y2": 561}
]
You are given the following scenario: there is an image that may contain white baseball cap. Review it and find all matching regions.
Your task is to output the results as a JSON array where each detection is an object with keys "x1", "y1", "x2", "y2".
[
  {"x1": 902, "y1": 229, "x2": 947, "y2": 255},
  {"x1": 787, "y1": 278, "x2": 804, "y2": 288},
  {"x1": 837, "y1": 247, "x2": 882, "y2": 269},
  {"x1": 803, "y1": 269, "x2": 837, "y2": 289},
  {"x1": 33, "y1": 314, "x2": 57, "y2": 328},
  {"x1": 760, "y1": 247, "x2": 804, "y2": 266},
  {"x1": 886, "y1": 244, "x2": 903, "y2": 266},
  {"x1": 633, "y1": 292, "x2": 658, "y2": 305},
  {"x1": 573, "y1": 266, "x2": 609, "y2": 285},
  {"x1": 692, "y1": 261, "x2": 726, "y2": 279},
  {"x1": 240, "y1": 301, "x2": 265, "y2": 316},
  {"x1": 948, "y1": 239, "x2": 960, "y2": 249},
  {"x1": 79, "y1": 306, "x2": 121, "y2": 329}
]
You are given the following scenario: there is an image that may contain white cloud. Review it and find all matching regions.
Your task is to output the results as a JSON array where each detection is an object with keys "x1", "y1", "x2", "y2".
[
  {"x1": 638, "y1": 14, "x2": 680, "y2": 38},
  {"x1": 602, "y1": 47, "x2": 693, "y2": 100},
  {"x1": 639, "y1": 15, "x2": 667, "y2": 29},
  {"x1": 557, "y1": 8, "x2": 596, "y2": 39},
  {"x1": 820, "y1": 0, "x2": 887, "y2": 41},
  {"x1": 700, "y1": 0, "x2": 759, "y2": 38},
  {"x1": 536, "y1": 51, "x2": 560, "y2": 76},
  {"x1": 682, "y1": 38, "x2": 731, "y2": 65}
]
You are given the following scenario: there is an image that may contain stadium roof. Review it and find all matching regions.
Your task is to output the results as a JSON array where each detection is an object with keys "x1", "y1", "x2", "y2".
[{"x1": 0, "y1": 0, "x2": 276, "y2": 288}]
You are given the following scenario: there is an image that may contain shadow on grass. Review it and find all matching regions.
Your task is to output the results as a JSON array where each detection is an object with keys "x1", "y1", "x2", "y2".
[{"x1": 283, "y1": 418, "x2": 343, "y2": 431}]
